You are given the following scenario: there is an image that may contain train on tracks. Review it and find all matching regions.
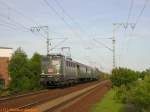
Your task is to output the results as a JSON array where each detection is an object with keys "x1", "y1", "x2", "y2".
[{"x1": 40, "y1": 54, "x2": 99, "y2": 87}]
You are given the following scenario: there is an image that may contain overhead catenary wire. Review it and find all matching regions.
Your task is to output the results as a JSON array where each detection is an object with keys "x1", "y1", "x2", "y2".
[
  {"x1": 0, "y1": 0, "x2": 39, "y2": 26},
  {"x1": 50, "y1": 38, "x2": 68, "y2": 50},
  {"x1": 1, "y1": 0, "x2": 72, "y2": 39},
  {"x1": 118, "y1": 0, "x2": 134, "y2": 66},
  {"x1": 42, "y1": 0, "x2": 93, "y2": 60},
  {"x1": 0, "y1": 23, "x2": 19, "y2": 31},
  {"x1": 0, "y1": 13, "x2": 47, "y2": 40},
  {"x1": 135, "y1": 0, "x2": 149, "y2": 27},
  {"x1": 126, "y1": 0, "x2": 134, "y2": 24},
  {"x1": 53, "y1": 0, "x2": 86, "y2": 33},
  {"x1": 43, "y1": 0, "x2": 78, "y2": 37},
  {"x1": 0, "y1": 18, "x2": 25, "y2": 30},
  {"x1": 53, "y1": 0, "x2": 100, "y2": 50},
  {"x1": 118, "y1": 0, "x2": 149, "y2": 67},
  {"x1": 0, "y1": 1, "x2": 48, "y2": 39},
  {"x1": 0, "y1": 0, "x2": 70, "y2": 54},
  {"x1": 93, "y1": 38, "x2": 112, "y2": 52},
  {"x1": 50, "y1": 0, "x2": 108, "y2": 58}
]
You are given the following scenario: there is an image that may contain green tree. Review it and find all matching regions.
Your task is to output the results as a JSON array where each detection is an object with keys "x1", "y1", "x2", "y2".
[
  {"x1": 111, "y1": 67, "x2": 138, "y2": 87},
  {"x1": 8, "y1": 48, "x2": 42, "y2": 93},
  {"x1": 29, "y1": 53, "x2": 42, "y2": 89},
  {"x1": 140, "y1": 69, "x2": 150, "y2": 80},
  {"x1": 8, "y1": 48, "x2": 31, "y2": 93}
]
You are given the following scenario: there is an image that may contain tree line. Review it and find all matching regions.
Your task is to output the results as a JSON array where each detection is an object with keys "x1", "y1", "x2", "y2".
[
  {"x1": 8, "y1": 48, "x2": 42, "y2": 94},
  {"x1": 110, "y1": 67, "x2": 150, "y2": 112}
]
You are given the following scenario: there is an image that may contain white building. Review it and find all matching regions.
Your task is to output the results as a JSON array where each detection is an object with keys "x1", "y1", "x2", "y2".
[{"x1": 0, "y1": 47, "x2": 13, "y2": 58}]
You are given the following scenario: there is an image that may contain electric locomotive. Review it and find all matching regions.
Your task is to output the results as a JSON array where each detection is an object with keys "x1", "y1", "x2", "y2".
[{"x1": 40, "y1": 54, "x2": 99, "y2": 87}]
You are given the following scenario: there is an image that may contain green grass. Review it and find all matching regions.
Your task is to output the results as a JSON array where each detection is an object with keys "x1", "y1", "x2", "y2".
[{"x1": 91, "y1": 89, "x2": 123, "y2": 112}]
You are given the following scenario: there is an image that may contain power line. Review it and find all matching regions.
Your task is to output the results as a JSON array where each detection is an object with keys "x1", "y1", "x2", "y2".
[
  {"x1": 122, "y1": 0, "x2": 149, "y2": 64},
  {"x1": 119, "y1": 0, "x2": 148, "y2": 66},
  {"x1": 0, "y1": 23, "x2": 19, "y2": 31},
  {"x1": 119, "y1": 0, "x2": 134, "y2": 65},
  {"x1": 135, "y1": 0, "x2": 149, "y2": 27},
  {"x1": 50, "y1": 38, "x2": 68, "y2": 50},
  {"x1": 0, "y1": 14, "x2": 29, "y2": 31},
  {"x1": 53, "y1": 0, "x2": 85, "y2": 33},
  {"x1": 53, "y1": 0, "x2": 98, "y2": 50},
  {"x1": 0, "y1": 19, "x2": 24, "y2": 30},
  {"x1": 0, "y1": 13, "x2": 47, "y2": 40},
  {"x1": 0, "y1": 1, "x2": 49, "y2": 39},
  {"x1": 0, "y1": 0, "x2": 38, "y2": 25},
  {"x1": 42, "y1": 0, "x2": 91, "y2": 53},
  {"x1": 43, "y1": 0, "x2": 76, "y2": 35},
  {"x1": 126, "y1": 0, "x2": 134, "y2": 24},
  {"x1": 45, "y1": 0, "x2": 103, "y2": 52},
  {"x1": 93, "y1": 38, "x2": 112, "y2": 52}
]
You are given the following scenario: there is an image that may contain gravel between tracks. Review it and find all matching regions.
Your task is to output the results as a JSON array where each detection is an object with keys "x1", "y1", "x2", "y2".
[{"x1": 59, "y1": 80, "x2": 111, "y2": 112}]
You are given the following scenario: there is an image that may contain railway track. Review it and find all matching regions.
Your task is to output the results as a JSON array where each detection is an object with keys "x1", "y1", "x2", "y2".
[
  {"x1": 0, "y1": 89, "x2": 48, "y2": 102},
  {"x1": 36, "y1": 80, "x2": 111, "y2": 112},
  {"x1": 0, "y1": 80, "x2": 111, "y2": 112}
]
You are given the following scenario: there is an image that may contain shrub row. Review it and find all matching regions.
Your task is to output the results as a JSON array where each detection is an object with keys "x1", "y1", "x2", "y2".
[{"x1": 110, "y1": 67, "x2": 150, "y2": 112}]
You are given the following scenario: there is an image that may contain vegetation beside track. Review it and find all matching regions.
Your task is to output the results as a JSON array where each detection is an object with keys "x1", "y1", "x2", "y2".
[
  {"x1": 91, "y1": 89, "x2": 123, "y2": 112},
  {"x1": 92, "y1": 67, "x2": 150, "y2": 112},
  {"x1": 7, "y1": 48, "x2": 43, "y2": 95},
  {"x1": 111, "y1": 68, "x2": 150, "y2": 112}
]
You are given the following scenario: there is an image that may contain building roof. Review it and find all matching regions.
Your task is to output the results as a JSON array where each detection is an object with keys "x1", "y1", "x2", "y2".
[{"x1": 0, "y1": 47, "x2": 12, "y2": 49}]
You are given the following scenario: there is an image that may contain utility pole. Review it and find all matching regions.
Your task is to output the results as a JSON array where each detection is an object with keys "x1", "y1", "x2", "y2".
[
  {"x1": 31, "y1": 26, "x2": 50, "y2": 56},
  {"x1": 112, "y1": 22, "x2": 135, "y2": 69},
  {"x1": 112, "y1": 25, "x2": 116, "y2": 69}
]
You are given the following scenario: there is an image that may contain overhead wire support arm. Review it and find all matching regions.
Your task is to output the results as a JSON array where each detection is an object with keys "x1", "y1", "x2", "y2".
[
  {"x1": 112, "y1": 22, "x2": 136, "y2": 69},
  {"x1": 30, "y1": 26, "x2": 50, "y2": 55}
]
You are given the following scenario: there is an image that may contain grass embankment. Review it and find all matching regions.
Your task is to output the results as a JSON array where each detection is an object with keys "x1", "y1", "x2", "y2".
[{"x1": 91, "y1": 89, "x2": 123, "y2": 112}]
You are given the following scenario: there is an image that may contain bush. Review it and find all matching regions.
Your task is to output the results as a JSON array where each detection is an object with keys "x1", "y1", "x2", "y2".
[
  {"x1": 140, "y1": 69, "x2": 150, "y2": 80},
  {"x1": 111, "y1": 67, "x2": 138, "y2": 87},
  {"x1": 116, "y1": 72, "x2": 150, "y2": 112},
  {"x1": 99, "y1": 72, "x2": 110, "y2": 80},
  {"x1": 126, "y1": 76, "x2": 150, "y2": 112},
  {"x1": 111, "y1": 68, "x2": 150, "y2": 112},
  {"x1": 114, "y1": 85, "x2": 129, "y2": 103}
]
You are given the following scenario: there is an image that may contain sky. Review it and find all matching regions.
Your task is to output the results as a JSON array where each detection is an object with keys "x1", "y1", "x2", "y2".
[{"x1": 0, "y1": 0, "x2": 150, "y2": 72}]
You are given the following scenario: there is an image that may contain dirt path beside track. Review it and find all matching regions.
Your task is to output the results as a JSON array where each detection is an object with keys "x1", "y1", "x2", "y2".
[{"x1": 60, "y1": 80, "x2": 111, "y2": 112}]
